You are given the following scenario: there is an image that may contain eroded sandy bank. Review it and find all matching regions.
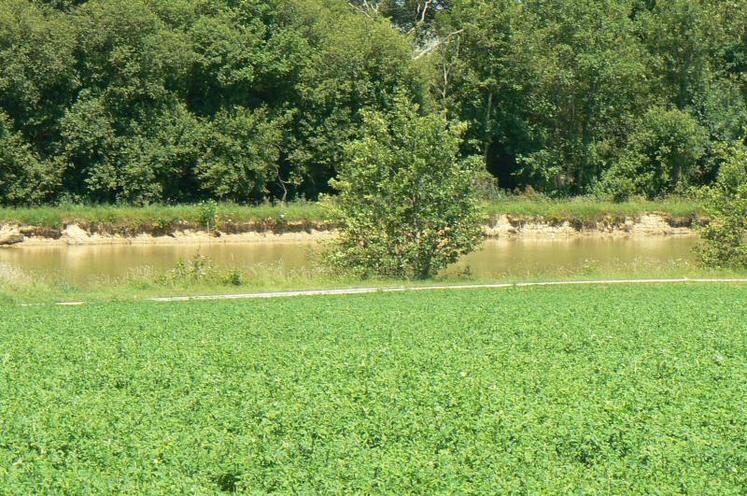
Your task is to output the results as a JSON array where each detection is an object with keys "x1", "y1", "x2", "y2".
[
  {"x1": 0, "y1": 214, "x2": 698, "y2": 247},
  {"x1": 485, "y1": 214, "x2": 697, "y2": 238}
]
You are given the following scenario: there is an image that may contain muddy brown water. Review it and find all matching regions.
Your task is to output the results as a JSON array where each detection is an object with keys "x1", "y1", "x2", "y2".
[{"x1": 0, "y1": 237, "x2": 699, "y2": 287}]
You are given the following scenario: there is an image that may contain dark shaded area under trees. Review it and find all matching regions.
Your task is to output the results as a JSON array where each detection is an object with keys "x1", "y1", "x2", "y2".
[{"x1": 0, "y1": 0, "x2": 745, "y2": 206}]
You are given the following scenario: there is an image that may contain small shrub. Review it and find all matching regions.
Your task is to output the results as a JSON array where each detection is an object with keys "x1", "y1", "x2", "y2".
[
  {"x1": 157, "y1": 254, "x2": 249, "y2": 287},
  {"x1": 271, "y1": 211, "x2": 288, "y2": 232},
  {"x1": 152, "y1": 217, "x2": 176, "y2": 234},
  {"x1": 197, "y1": 200, "x2": 219, "y2": 232},
  {"x1": 222, "y1": 268, "x2": 245, "y2": 286},
  {"x1": 696, "y1": 144, "x2": 747, "y2": 268}
]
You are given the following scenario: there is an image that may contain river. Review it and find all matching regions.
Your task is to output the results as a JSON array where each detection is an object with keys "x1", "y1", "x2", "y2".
[{"x1": 0, "y1": 236, "x2": 699, "y2": 287}]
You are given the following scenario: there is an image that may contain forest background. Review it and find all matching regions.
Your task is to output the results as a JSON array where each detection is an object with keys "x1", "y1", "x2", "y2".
[{"x1": 1, "y1": 0, "x2": 745, "y2": 207}]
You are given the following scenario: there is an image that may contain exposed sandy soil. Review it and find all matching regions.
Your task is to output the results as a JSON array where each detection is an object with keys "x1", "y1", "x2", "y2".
[
  {"x1": 0, "y1": 223, "x2": 335, "y2": 247},
  {"x1": 485, "y1": 213, "x2": 697, "y2": 238},
  {"x1": 0, "y1": 214, "x2": 698, "y2": 247}
]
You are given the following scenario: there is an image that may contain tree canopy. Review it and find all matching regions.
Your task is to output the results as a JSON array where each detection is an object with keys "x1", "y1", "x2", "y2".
[{"x1": 0, "y1": 0, "x2": 745, "y2": 205}]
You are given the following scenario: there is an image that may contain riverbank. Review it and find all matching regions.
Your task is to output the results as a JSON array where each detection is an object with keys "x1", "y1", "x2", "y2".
[{"x1": 0, "y1": 198, "x2": 705, "y2": 246}]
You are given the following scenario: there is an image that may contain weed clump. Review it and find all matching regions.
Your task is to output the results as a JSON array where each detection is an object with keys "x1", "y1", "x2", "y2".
[{"x1": 157, "y1": 254, "x2": 247, "y2": 287}]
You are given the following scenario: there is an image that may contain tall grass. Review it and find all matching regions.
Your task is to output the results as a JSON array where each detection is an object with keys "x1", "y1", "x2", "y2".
[
  {"x1": 0, "y1": 201, "x2": 329, "y2": 229},
  {"x1": 484, "y1": 196, "x2": 705, "y2": 220}
]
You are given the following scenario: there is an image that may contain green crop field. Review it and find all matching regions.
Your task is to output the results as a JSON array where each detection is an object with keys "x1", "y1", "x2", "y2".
[{"x1": 1, "y1": 285, "x2": 745, "y2": 494}]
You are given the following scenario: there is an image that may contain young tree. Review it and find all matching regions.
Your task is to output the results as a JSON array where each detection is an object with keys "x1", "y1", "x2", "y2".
[
  {"x1": 697, "y1": 144, "x2": 747, "y2": 269},
  {"x1": 327, "y1": 97, "x2": 483, "y2": 279}
]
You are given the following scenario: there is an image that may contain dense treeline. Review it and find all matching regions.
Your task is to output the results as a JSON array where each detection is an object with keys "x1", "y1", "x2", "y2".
[
  {"x1": 0, "y1": 0, "x2": 745, "y2": 205},
  {"x1": 435, "y1": 0, "x2": 747, "y2": 198},
  {"x1": 0, "y1": 0, "x2": 424, "y2": 204}
]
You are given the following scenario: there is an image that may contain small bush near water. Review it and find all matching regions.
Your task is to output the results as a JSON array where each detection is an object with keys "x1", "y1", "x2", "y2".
[
  {"x1": 0, "y1": 285, "x2": 745, "y2": 493},
  {"x1": 156, "y1": 254, "x2": 244, "y2": 287}
]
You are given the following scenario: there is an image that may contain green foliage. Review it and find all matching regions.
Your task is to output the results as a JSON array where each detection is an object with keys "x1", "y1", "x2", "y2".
[
  {"x1": 0, "y1": 285, "x2": 746, "y2": 492},
  {"x1": 162, "y1": 253, "x2": 215, "y2": 282},
  {"x1": 116, "y1": 103, "x2": 205, "y2": 205},
  {"x1": 0, "y1": 0, "x2": 78, "y2": 152},
  {"x1": 596, "y1": 108, "x2": 709, "y2": 200},
  {"x1": 0, "y1": 0, "x2": 423, "y2": 205},
  {"x1": 0, "y1": 112, "x2": 59, "y2": 205},
  {"x1": 1, "y1": 0, "x2": 747, "y2": 205},
  {"x1": 221, "y1": 267, "x2": 245, "y2": 286},
  {"x1": 697, "y1": 144, "x2": 747, "y2": 268},
  {"x1": 290, "y1": 6, "x2": 427, "y2": 199},
  {"x1": 434, "y1": 0, "x2": 653, "y2": 194},
  {"x1": 197, "y1": 108, "x2": 284, "y2": 203},
  {"x1": 196, "y1": 199, "x2": 218, "y2": 231},
  {"x1": 156, "y1": 254, "x2": 248, "y2": 287},
  {"x1": 431, "y1": 0, "x2": 747, "y2": 196},
  {"x1": 328, "y1": 98, "x2": 483, "y2": 279}
]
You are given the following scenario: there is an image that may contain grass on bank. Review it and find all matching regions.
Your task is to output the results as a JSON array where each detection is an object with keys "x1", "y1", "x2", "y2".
[
  {"x1": 0, "y1": 285, "x2": 745, "y2": 493},
  {"x1": 0, "y1": 202, "x2": 329, "y2": 231},
  {"x1": 0, "y1": 197, "x2": 705, "y2": 231},
  {"x1": 483, "y1": 196, "x2": 704, "y2": 221}
]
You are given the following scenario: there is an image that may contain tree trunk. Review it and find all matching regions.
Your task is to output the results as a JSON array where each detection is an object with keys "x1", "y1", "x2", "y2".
[{"x1": 483, "y1": 92, "x2": 493, "y2": 168}]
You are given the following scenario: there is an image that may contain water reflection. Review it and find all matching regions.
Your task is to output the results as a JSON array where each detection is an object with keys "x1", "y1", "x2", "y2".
[
  {"x1": 0, "y1": 236, "x2": 698, "y2": 287},
  {"x1": 448, "y1": 237, "x2": 698, "y2": 278}
]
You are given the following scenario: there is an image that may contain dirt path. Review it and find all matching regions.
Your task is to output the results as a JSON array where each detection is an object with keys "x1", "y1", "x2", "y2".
[
  {"x1": 145, "y1": 278, "x2": 747, "y2": 303},
  {"x1": 33, "y1": 277, "x2": 744, "y2": 306}
]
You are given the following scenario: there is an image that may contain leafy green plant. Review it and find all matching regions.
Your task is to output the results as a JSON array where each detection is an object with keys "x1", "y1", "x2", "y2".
[
  {"x1": 328, "y1": 97, "x2": 484, "y2": 279},
  {"x1": 196, "y1": 108, "x2": 285, "y2": 203},
  {"x1": 596, "y1": 107, "x2": 709, "y2": 201},
  {"x1": 0, "y1": 112, "x2": 60, "y2": 206},
  {"x1": 156, "y1": 254, "x2": 250, "y2": 288},
  {"x1": 273, "y1": 210, "x2": 288, "y2": 230},
  {"x1": 196, "y1": 200, "x2": 218, "y2": 232},
  {"x1": 696, "y1": 144, "x2": 747, "y2": 268},
  {"x1": 158, "y1": 254, "x2": 216, "y2": 285},
  {"x1": 221, "y1": 268, "x2": 245, "y2": 286},
  {"x1": 151, "y1": 216, "x2": 177, "y2": 234}
]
